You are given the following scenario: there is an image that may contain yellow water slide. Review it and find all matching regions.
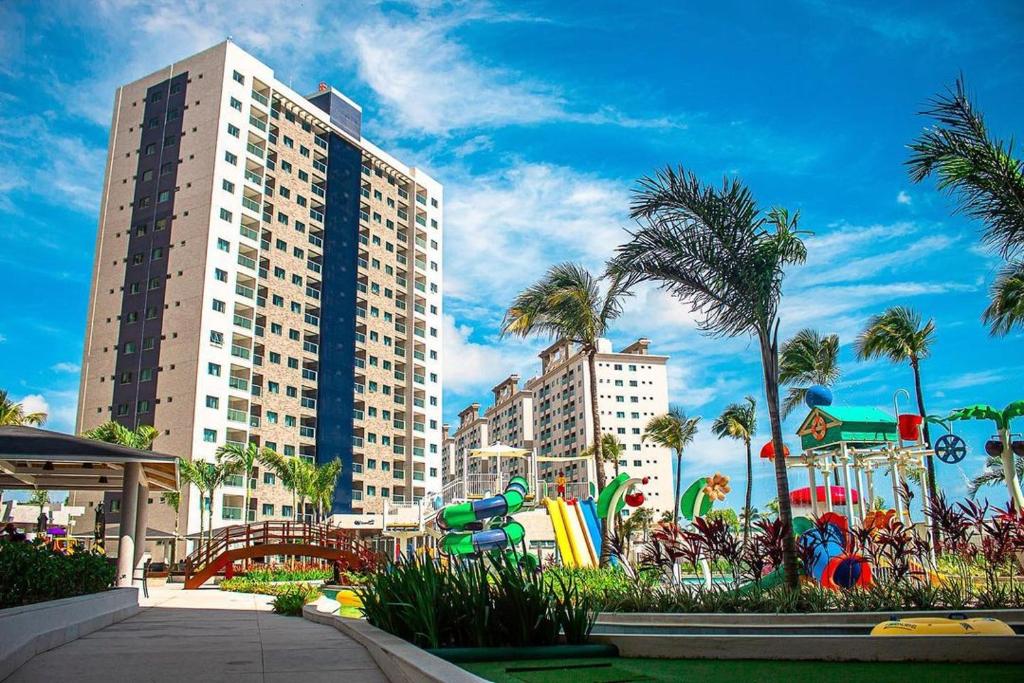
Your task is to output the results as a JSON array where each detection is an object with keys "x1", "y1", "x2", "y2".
[
  {"x1": 544, "y1": 497, "x2": 576, "y2": 568},
  {"x1": 557, "y1": 498, "x2": 593, "y2": 568}
]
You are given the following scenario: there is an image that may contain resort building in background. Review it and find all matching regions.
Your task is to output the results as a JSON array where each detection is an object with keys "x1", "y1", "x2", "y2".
[
  {"x1": 446, "y1": 338, "x2": 675, "y2": 518},
  {"x1": 71, "y1": 41, "x2": 444, "y2": 561}
]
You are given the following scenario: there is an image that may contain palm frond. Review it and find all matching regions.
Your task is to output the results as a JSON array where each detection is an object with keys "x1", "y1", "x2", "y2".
[
  {"x1": 982, "y1": 259, "x2": 1024, "y2": 336},
  {"x1": 855, "y1": 306, "x2": 934, "y2": 363},
  {"x1": 907, "y1": 75, "x2": 1024, "y2": 258}
]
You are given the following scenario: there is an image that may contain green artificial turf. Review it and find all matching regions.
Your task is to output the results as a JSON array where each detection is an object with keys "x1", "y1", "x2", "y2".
[{"x1": 461, "y1": 657, "x2": 1024, "y2": 683}]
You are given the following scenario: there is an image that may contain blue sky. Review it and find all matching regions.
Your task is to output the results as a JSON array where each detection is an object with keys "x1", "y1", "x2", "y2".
[{"x1": 1, "y1": 1, "x2": 1022, "y2": 512}]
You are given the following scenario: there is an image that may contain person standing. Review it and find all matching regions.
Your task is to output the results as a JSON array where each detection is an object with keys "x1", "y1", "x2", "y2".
[{"x1": 556, "y1": 470, "x2": 567, "y2": 499}]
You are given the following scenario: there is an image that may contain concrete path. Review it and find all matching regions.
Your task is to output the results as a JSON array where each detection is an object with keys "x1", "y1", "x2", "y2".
[{"x1": 7, "y1": 584, "x2": 387, "y2": 682}]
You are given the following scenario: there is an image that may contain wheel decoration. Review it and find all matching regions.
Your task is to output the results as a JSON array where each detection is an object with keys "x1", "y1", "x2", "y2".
[
  {"x1": 810, "y1": 414, "x2": 828, "y2": 441},
  {"x1": 933, "y1": 433, "x2": 967, "y2": 464}
]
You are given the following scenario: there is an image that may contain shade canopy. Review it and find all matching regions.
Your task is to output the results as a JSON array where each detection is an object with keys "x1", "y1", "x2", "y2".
[
  {"x1": 0, "y1": 426, "x2": 178, "y2": 492},
  {"x1": 468, "y1": 443, "x2": 531, "y2": 459}
]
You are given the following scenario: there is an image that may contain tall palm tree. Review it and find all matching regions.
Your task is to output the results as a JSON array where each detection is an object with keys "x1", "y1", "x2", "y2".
[
  {"x1": 0, "y1": 390, "x2": 47, "y2": 426},
  {"x1": 83, "y1": 422, "x2": 158, "y2": 450},
  {"x1": 309, "y1": 458, "x2": 343, "y2": 522},
  {"x1": 502, "y1": 262, "x2": 632, "y2": 565},
  {"x1": 711, "y1": 396, "x2": 757, "y2": 547},
  {"x1": 260, "y1": 450, "x2": 308, "y2": 520},
  {"x1": 178, "y1": 458, "x2": 231, "y2": 544},
  {"x1": 582, "y1": 433, "x2": 626, "y2": 477},
  {"x1": 907, "y1": 76, "x2": 1024, "y2": 334},
  {"x1": 855, "y1": 306, "x2": 939, "y2": 510},
  {"x1": 779, "y1": 329, "x2": 840, "y2": 418},
  {"x1": 611, "y1": 166, "x2": 808, "y2": 589},
  {"x1": 162, "y1": 490, "x2": 181, "y2": 564},
  {"x1": 216, "y1": 442, "x2": 268, "y2": 525},
  {"x1": 642, "y1": 407, "x2": 700, "y2": 529},
  {"x1": 982, "y1": 260, "x2": 1024, "y2": 336}
]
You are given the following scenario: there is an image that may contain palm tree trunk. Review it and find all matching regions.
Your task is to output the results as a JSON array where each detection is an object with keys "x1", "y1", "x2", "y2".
[
  {"x1": 998, "y1": 427, "x2": 1024, "y2": 509},
  {"x1": 911, "y1": 358, "x2": 941, "y2": 544},
  {"x1": 673, "y1": 449, "x2": 683, "y2": 529},
  {"x1": 743, "y1": 439, "x2": 753, "y2": 550},
  {"x1": 588, "y1": 348, "x2": 611, "y2": 567},
  {"x1": 243, "y1": 466, "x2": 251, "y2": 526},
  {"x1": 759, "y1": 326, "x2": 800, "y2": 590}
]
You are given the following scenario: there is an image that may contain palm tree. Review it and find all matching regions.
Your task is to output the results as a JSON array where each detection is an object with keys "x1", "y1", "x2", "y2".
[
  {"x1": 178, "y1": 458, "x2": 231, "y2": 544},
  {"x1": 643, "y1": 407, "x2": 700, "y2": 529},
  {"x1": 611, "y1": 166, "x2": 808, "y2": 589},
  {"x1": 83, "y1": 421, "x2": 159, "y2": 450},
  {"x1": 162, "y1": 490, "x2": 181, "y2": 564},
  {"x1": 855, "y1": 306, "x2": 939, "y2": 510},
  {"x1": 711, "y1": 397, "x2": 757, "y2": 547},
  {"x1": 308, "y1": 458, "x2": 343, "y2": 522},
  {"x1": 27, "y1": 489, "x2": 50, "y2": 516},
  {"x1": 260, "y1": 450, "x2": 308, "y2": 520},
  {"x1": 982, "y1": 260, "x2": 1024, "y2": 336},
  {"x1": 779, "y1": 329, "x2": 840, "y2": 418},
  {"x1": 215, "y1": 442, "x2": 268, "y2": 525},
  {"x1": 582, "y1": 433, "x2": 626, "y2": 477},
  {"x1": 0, "y1": 390, "x2": 47, "y2": 426},
  {"x1": 907, "y1": 76, "x2": 1024, "y2": 334},
  {"x1": 968, "y1": 451, "x2": 1024, "y2": 500},
  {"x1": 502, "y1": 262, "x2": 632, "y2": 565}
]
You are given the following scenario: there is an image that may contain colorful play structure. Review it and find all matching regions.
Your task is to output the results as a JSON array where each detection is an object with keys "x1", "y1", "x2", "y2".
[{"x1": 437, "y1": 476, "x2": 536, "y2": 567}]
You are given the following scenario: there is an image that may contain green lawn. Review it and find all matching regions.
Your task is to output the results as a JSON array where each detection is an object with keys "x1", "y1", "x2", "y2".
[{"x1": 461, "y1": 657, "x2": 1024, "y2": 683}]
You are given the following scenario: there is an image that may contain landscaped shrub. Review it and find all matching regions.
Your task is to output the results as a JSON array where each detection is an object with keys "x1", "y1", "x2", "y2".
[
  {"x1": 358, "y1": 556, "x2": 596, "y2": 649},
  {"x1": 270, "y1": 583, "x2": 321, "y2": 616},
  {"x1": 0, "y1": 540, "x2": 115, "y2": 608},
  {"x1": 241, "y1": 562, "x2": 333, "y2": 583},
  {"x1": 219, "y1": 577, "x2": 322, "y2": 598}
]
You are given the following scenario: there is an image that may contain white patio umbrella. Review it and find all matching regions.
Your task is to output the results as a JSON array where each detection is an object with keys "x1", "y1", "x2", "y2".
[{"x1": 467, "y1": 443, "x2": 531, "y2": 493}]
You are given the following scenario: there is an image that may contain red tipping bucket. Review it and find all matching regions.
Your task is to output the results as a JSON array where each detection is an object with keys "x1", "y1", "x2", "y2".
[{"x1": 897, "y1": 414, "x2": 923, "y2": 442}]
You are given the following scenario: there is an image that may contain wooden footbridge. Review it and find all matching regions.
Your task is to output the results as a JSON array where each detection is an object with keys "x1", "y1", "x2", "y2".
[{"x1": 183, "y1": 521, "x2": 376, "y2": 589}]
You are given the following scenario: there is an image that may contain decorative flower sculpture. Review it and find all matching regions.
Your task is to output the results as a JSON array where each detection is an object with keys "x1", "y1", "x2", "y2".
[{"x1": 703, "y1": 473, "x2": 731, "y2": 501}]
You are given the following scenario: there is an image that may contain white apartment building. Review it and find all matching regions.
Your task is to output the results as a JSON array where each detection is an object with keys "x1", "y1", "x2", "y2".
[
  {"x1": 72, "y1": 40, "x2": 443, "y2": 559},
  {"x1": 448, "y1": 338, "x2": 675, "y2": 518}
]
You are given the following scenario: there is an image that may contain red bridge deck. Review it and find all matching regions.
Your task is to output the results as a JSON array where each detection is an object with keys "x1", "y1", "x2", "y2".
[{"x1": 183, "y1": 521, "x2": 375, "y2": 589}]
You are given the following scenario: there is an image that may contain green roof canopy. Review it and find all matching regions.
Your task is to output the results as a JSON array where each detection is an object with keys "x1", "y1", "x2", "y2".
[{"x1": 796, "y1": 406, "x2": 897, "y2": 451}]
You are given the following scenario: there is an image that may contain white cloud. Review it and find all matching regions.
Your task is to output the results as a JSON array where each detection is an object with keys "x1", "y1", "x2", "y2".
[
  {"x1": 0, "y1": 333, "x2": 6, "y2": 343},
  {"x1": 51, "y1": 362, "x2": 81, "y2": 374},
  {"x1": 897, "y1": 190, "x2": 912, "y2": 205},
  {"x1": 941, "y1": 368, "x2": 1016, "y2": 391},
  {"x1": 442, "y1": 314, "x2": 539, "y2": 397},
  {"x1": 14, "y1": 394, "x2": 49, "y2": 419}
]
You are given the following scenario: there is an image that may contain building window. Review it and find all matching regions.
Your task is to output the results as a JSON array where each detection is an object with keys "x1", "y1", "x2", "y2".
[
  {"x1": 230, "y1": 97, "x2": 242, "y2": 111},
  {"x1": 205, "y1": 395, "x2": 219, "y2": 409},
  {"x1": 222, "y1": 179, "x2": 235, "y2": 193},
  {"x1": 220, "y1": 208, "x2": 233, "y2": 222},
  {"x1": 208, "y1": 362, "x2": 221, "y2": 376},
  {"x1": 225, "y1": 151, "x2": 238, "y2": 165},
  {"x1": 123, "y1": 341, "x2": 137, "y2": 354},
  {"x1": 212, "y1": 299, "x2": 225, "y2": 313},
  {"x1": 263, "y1": 472, "x2": 276, "y2": 485},
  {"x1": 210, "y1": 330, "x2": 224, "y2": 346},
  {"x1": 217, "y1": 238, "x2": 230, "y2": 252},
  {"x1": 137, "y1": 400, "x2": 151, "y2": 414},
  {"x1": 140, "y1": 368, "x2": 154, "y2": 382},
  {"x1": 227, "y1": 123, "x2": 240, "y2": 138},
  {"x1": 262, "y1": 503, "x2": 274, "y2": 516},
  {"x1": 282, "y1": 505, "x2": 293, "y2": 517},
  {"x1": 232, "y1": 70, "x2": 244, "y2": 84},
  {"x1": 144, "y1": 143, "x2": 156, "y2": 156}
]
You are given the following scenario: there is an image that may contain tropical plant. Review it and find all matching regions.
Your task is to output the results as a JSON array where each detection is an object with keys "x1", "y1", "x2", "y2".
[
  {"x1": 177, "y1": 458, "x2": 231, "y2": 543},
  {"x1": 643, "y1": 407, "x2": 700, "y2": 529},
  {"x1": 948, "y1": 401, "x2": 1024, "y2": 509},
  {"x1": 968, "y1": 451, "x2": 1024, "y2": 499},
  {"x1": 908, "y1": 76, "x2": 1024, "y2": 334},
  {"x1": 611, "y1": 166, "x2": 808, "y2": 588},
  {"x1": 259, "y1": 450, "x2": 311, "y2": 521},
  {"x1": 0, "y1": 542, "x2": 115, "y2": 608},
  {"x1": 778, "y1": 329, "x2": 840, "y2": 418},
  {"x1": 83, "y1": 421, "x2": 158, "y2": 450},
  {"x1": 582, "y1": 433, "x2": 626, "y2": 477},
  {"x1": 502, "y1": 262, "x2": 633, "y2": 564},
  {"x1": 308, "y1": 458, "x2": 343, "y2": 522},
  {"x1": 983, "y1": 260, "x2": 1024, "y2": 335},
  {"x1": 0, "y1": 390, "x2": 47, "y2": 426},
  {"x1": 216, "y1": 442, "x2": 269, "y2": 525},
  {"x1": 855, "y1": 306, "x2": 939, "y2": 507},
  {"x1": 27, "y1": 489, "x2": 50, "y2": 517},
  {"x1": 270, "y1": 583, "x2": 321, "y2": 616},
  {"x1": 711, "y1": 397, "x2": 757, "y2": 547},
  {"x1": 162, "y1": 490, "x2": 181, "y2": 564}
]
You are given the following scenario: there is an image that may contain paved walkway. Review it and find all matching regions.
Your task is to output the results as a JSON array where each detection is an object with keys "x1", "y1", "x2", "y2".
[{"x1": 8, "y1": 584, "x2": 387, "y2": 682}]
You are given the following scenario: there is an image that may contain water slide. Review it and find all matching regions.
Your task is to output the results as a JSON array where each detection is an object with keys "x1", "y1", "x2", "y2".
[
  {"x1": 438, "y1": 476, "x2": 529, "y2": 556},
  {"x1": 580, "y1": 498, "x2": 602, "y2": 561},
  {"x1": 544, "y1": 497, "x2": 576, "y2": 567},
  {"x1": 571, "y1": 499, "x2": 598, "y2": 565},
  {"x1": 558, "y1": 498, "x2": 594, "y2": 567}
]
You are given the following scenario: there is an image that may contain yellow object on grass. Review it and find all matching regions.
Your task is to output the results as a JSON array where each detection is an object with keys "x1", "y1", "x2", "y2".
[
  {"x1": 336, "y1": 587, "x2": 363, "y2": 609},
  {"x1": 871, "y1": 616, "x2": 1014, "y2": 636},
  {"x1": 544, "y1": 497, "x2": 576, "y2": 568}
]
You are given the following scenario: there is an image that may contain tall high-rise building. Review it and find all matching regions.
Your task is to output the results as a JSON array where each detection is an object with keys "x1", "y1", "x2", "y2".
[
  {"x1": 72, "y1": 41, "x2": 444, "y2": 560},
  {"x1": 447, "y1": 338, "x2": 675, "y2": 518}
]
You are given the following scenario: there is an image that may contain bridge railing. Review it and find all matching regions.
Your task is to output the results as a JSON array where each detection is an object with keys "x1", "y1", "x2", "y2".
[{"x1": 183, "y1": 521, "x2": 373, "y2": 578}]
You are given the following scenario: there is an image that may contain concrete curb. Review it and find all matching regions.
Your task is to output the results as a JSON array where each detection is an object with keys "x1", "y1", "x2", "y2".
[
  {"x1": 302, "y1": 604, "x2": 487, "y2": 683},
  {"x1": 0, "y1": 588, "x2": 140, "y2": 680},
  {"x1": 591, "y1": 632, "x2": 1024, "y2": 662}
]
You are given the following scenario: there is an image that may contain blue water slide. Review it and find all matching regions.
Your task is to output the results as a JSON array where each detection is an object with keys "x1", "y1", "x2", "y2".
[{"x1": 580, "y1": 497, "x2": 602, "y2": 559}]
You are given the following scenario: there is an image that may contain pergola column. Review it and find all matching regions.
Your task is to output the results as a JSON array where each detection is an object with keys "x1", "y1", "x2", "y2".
[
  {"x1": 133, "y1": 477, "x2": 150, "y2": 569},
  {"x1": 117, "y1": 462, "x2": 142, "y2": 587}
]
